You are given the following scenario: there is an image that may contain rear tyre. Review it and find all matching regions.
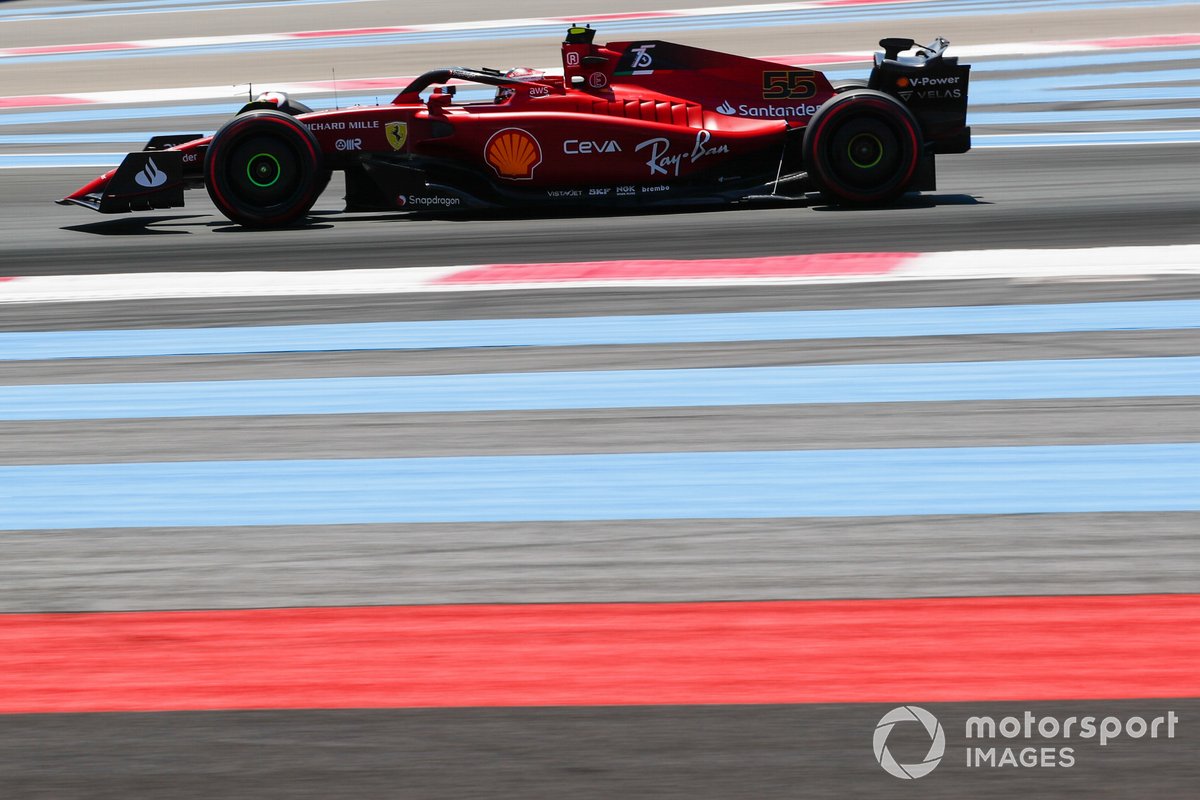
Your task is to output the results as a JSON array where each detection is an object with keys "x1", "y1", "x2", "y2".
[
  {"x1": 831, "y1": 79, "x2": 869, "y2": 93},
  {"x1": 204, "y1": 110, "x2": 324, "y2": 228},
  {"x1": 802, "y1": 89, "x2": 922, "y2": 206}
]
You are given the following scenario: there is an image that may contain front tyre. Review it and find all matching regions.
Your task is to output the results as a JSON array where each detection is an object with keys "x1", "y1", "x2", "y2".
[
  {"x1": 802, "y1": 89, "x2": 922, "y2": 206},
  {"x1": 204, "y1": 110, "x2": 324, "y2": 228}
]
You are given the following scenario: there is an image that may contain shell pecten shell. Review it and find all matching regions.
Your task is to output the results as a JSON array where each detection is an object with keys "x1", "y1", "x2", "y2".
[{"x1": 485, "y1": 128, "x2": 543, "y2": 180}]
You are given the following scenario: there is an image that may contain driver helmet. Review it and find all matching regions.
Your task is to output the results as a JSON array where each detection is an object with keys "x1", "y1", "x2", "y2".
[{"x1": 496, "y1": 67, "x2": 546, "y2": 102}]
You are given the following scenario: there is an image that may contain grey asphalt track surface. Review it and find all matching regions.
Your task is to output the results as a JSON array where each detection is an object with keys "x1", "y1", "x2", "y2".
[
  {"x1": 5, "y1": 144, "x2": 1200, "y2": 274},
  {"x1": 2, "y1": 0, "x2": 1199, "y2": 797},
  {"x1": 4, "y1": 511, "x2": 1199, "y2": 611},
  {"x1": 2, "y1": 700, "x2": 1197, "y2": 800}
]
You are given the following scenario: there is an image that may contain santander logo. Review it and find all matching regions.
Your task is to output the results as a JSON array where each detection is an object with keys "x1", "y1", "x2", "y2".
[
  {"x1": 134, "y1": 157, "x2": 167, "y2": 188},
  {"x1": 715, "y1": 99, "x2": 820, "y2": 118}
]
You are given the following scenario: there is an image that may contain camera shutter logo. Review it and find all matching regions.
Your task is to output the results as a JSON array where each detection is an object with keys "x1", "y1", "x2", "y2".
[{"x1": 873, "y1": 706, "x2": 945, "y2": 779}]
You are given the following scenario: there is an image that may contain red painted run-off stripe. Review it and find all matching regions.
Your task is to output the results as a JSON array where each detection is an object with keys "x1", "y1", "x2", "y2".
[
  {"x1": 436, "y1": 253, "x2": 913, "y2": 283},
  {"x1": 1084, "y1": 34, "x2": 1200, "y2": 48},
  {"x1": 0, "y1": 595, "x2": 1196, "y2": 714},
  {"x1": 1, "y1": 42, "x2": 139, "y2": 56},
  {"x1": 0, "y1": 95, "x2": 88, "y2": 108}
]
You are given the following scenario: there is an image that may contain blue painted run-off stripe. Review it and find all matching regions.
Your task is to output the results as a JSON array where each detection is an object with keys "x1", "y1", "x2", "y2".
[
  {"x1": 0, "y1": 0, "x2": 379, "y2": 23},
  {"x1": 2, "y1": 444, "x2": 1198, "y2": 529},
  {"x1": 6, "y1": 47, "x2": 1199, "y2": 134},
  {"x1": 1, "y1": 357, "x2": 1197, "y2": 421},
  {"x1": 4, "y1": 300, "x2": 1199, "y2": 361},
  {"x1": 0, "y1": 153, "x2": 129, "y2": 168},
  {"x1": 0, "y1": 133, "x2": 202, "y2": 145}
]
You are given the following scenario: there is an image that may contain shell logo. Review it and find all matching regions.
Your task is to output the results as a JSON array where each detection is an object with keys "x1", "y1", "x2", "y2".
[{"x1": 485, "y1": 128, "x2": 543, "y2": 180}]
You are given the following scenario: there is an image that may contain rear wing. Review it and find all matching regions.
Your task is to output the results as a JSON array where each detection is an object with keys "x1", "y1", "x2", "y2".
[{"x1": 868, "y1": 37, "x2": 971, "y2": 154}]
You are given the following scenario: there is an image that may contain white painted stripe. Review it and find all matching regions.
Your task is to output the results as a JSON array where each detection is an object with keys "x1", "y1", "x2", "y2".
[
  {"x1": 898, "y1": 246, "x2": 1200, "y2": 282},
  {"x1": 3, "y1": 246, "x2": 1199, "y2": 304},
  {"x1": 0, "y1": 266, "x2": 462, "y2": 303},
  {"x1": 133, "y1": 34, "x2": 291, "y2": 49}
]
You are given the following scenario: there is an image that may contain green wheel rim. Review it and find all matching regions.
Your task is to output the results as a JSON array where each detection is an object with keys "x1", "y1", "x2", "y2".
[
  {"x1": 847, "y1": 133, "x2": 884, "y2": 169},
  {"x1": 246, "y1": 152, "x2": 282, "y2": 188}
]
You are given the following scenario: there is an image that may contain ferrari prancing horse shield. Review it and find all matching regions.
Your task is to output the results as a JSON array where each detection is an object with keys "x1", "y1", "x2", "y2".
[{"x1": 386, "y1": 121, "x2": 408, "y2": 151}]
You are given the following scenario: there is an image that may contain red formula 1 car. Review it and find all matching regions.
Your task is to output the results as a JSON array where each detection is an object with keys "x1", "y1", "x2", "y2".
[{"x1": 59, "y1": 26, "x2": 970, "y2": 227}]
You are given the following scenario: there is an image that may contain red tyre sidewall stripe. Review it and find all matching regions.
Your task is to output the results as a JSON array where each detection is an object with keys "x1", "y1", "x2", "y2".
[{"x1": 810, "y1": 97, "x2": 920, "y2": 202}]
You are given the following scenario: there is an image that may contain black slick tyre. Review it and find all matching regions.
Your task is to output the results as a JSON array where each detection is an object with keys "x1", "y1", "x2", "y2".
[
  {"x1": 802, "y1": 89, "x2": 922, "y2": 206},
  {"x1": 204, "y1": 110, "x2": 324, "y2": 228},
  {"x1": 831, "y1": 79, "x2": 869, "y2": 93}
]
